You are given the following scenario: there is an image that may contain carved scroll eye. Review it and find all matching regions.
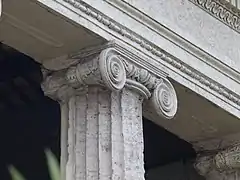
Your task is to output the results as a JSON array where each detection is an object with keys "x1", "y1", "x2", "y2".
[
  {"x1": 151, "y1": 79, "x2": 177, "y2": 119},
  {"x1": 99, "y1": 51, "x2": 126, "y2": 91}
]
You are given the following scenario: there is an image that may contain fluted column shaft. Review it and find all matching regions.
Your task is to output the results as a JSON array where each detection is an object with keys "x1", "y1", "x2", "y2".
[
  {"x1": 41, "y1": 47, "x2": 178, "y2": 180},
  {"x1": 61, "y1": 87, "x2": 144, "y2": 180}
]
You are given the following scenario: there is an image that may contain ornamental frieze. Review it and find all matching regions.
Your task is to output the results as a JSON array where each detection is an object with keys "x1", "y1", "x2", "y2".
[{"x1": 189, "y1": 0, "x2": 240, "y2": 33}]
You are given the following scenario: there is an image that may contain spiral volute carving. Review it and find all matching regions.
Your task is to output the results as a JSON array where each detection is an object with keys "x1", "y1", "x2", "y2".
[
  {"x1": 151, "y1": 79, "x2": 177, "y2": 119},
  {"x1": 99, "y1": 50, "x2": 126, "y2": 91}
]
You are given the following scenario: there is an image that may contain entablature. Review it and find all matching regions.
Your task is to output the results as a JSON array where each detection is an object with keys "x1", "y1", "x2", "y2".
[
  {"x1": 35, "y1": 0, "x2": 240, "y2": 117},
  {"x1": 1, "y1": 0, "x2": 240, "y2": 152}
]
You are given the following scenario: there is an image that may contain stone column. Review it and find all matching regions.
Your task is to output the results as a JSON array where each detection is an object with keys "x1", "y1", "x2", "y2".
[
  {"x1": 195, "y1": 144, "x2": 240, "y2": 180},
  {"x1": 0, "y1": 0, "x2": 2, "y2": 17},
  {"x1": 41, "y1": 47, "x2": 178, "y2": 180}
]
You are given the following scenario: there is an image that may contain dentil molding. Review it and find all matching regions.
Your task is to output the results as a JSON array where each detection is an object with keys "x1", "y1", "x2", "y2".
[
  {"x1": 42, "y1": 46, "x2": 178, "y2": 119},
  {"x1": 189, "y1": 0, "x2": 240, "y2": 33}
]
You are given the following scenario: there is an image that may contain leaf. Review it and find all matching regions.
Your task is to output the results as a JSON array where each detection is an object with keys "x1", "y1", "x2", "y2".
[
  {"x1": 45, "y1": 149, "x2": 60, "y2": 180},
  {"x1": 9, "y1": 166, "x2": 26, "y2": 180}
]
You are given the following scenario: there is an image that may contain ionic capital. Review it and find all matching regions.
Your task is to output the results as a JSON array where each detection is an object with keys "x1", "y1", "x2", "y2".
[
  {"x1": 195, "y1": 144, "x2": 240, "y2": 180},
  {"x1": 41, "y1": 47, "x2": 178, "y2": 119}
]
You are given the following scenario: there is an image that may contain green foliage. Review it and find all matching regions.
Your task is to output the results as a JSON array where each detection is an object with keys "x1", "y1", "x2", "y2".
[
  {"x1": 45, "y1": 150, "x2": 61, "y2": 180},
  {"x1": 9, "y1": 150, "x2": 60, "y2": 180},
  {"x1": 9, "y1": 166, "x2": 25, "y2": 180}
]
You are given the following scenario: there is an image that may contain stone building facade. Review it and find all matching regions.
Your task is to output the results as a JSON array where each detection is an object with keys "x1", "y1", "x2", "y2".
[{"x1": 1, "y1": 0, "x2": 240, "y2": 179}]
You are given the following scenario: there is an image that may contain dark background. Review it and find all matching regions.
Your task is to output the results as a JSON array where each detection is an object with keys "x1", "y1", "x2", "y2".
[{"x1": 0, "y1": 43, "x2": 195, "y2": 180}]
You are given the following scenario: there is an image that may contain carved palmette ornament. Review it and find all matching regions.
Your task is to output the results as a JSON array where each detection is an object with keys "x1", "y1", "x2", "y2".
[
  {"x1": 42, "y1": 47, "x2": 178, "y2": 119},
  {"x1": 122, "y1": 56, "x2": 178, "y2": 119},
  {"x1": 60, "y1": 0, "x2": 240, "y2": 109}
]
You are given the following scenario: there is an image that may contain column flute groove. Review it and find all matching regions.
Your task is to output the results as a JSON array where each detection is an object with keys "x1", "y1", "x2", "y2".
[{"x1": 41, "y1": 46, "x2": 178, "y2": 180}]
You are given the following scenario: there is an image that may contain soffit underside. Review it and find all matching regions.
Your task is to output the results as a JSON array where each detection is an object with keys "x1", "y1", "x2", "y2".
[
  {"x1": 144, "y1": 79, "x2": 240, "y2": 151},
  {"x1": 1, "y1": 0, "x2": 240, "y2": 152},
  {"x1": 0, "y1": 0, "x2": 106, "y2": 63}
]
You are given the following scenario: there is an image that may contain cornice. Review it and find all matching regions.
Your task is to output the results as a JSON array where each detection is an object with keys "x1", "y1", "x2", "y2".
[
  {"x1": 189, "y1": 0, "x2": 240, "y2": 33},
  {"x1": 105, "y1": 0, "x2": 240, "y2": 84},
  {"x1": 59, "y1": 0, "x2": 240, "y2": 110}
]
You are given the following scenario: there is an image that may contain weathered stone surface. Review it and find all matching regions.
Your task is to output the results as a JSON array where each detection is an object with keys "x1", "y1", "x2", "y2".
[
  {"x1": 62, "y1": 87, "x2": 145, "y2": 180},
  {"x1": 41, "y1": 46, "x2": 177, "y2": 180},
  {"x1": 2, "y1": 0, "x2": 240, "y2": 154},
  {"x1": 195, "y1": 144, "x2": 240, "y2": 180},
  {"x1": 41, "y1": 47, "x2": 178, "y2": 120},
  {"x1": 33, "y1": 0, "x2": 240, "y2": 152},
  {"x1": 0, "y1": 0, "x2": 2, "y2": 17},
  {"x1": 4, "y1": 0, "x2": 240, "y2": 175},
  {"x1": 119, "y1": 0, "x2": 240, "y2": 73},
  {"x1": 45, "y1": 85, "x2": 141, "y2": 180}
]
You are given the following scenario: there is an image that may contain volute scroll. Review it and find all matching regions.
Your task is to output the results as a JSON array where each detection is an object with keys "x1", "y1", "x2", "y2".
[{"x1": 41, "y1": 47, "x2": 178, "y2": 119}]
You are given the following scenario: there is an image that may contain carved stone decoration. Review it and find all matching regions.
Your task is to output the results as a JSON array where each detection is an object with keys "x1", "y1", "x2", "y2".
[
  {"x1": 195, "y1": 155, "x2": 214, "y2": 177},
  {"x1": 189, "y1": 0, "x2": 240, "y2": 33},
  {"x1": 195, "y1": 144, "x2": 240, "y2": 180},
  {"x1": 42, "y1": 47, "x2": 178, "y2": 119},
  {"x1": 65, "y1": 49, "x2": 126, "y2": 91},
  {"x1": 215, "y1": 144, "x2": 240, "y2": 170},
  {"x1": 41, "y1": 46, "x2": 178, "y2": 180},
  {"x1": 151, "y1": 79, "x2": 178, "y2": 119},
  {"x1": 41, "y1": 71, "x2": 75, "y2": 102},
  {"x1": 122, "y1": 58, "x2": 157, "y2": 99},
  {"x1": 99, "y1": 48, "x2": 127, "y2": 91},
  {"x1": 59, "y1": 0, "x2": 240, "y2": 109}
]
